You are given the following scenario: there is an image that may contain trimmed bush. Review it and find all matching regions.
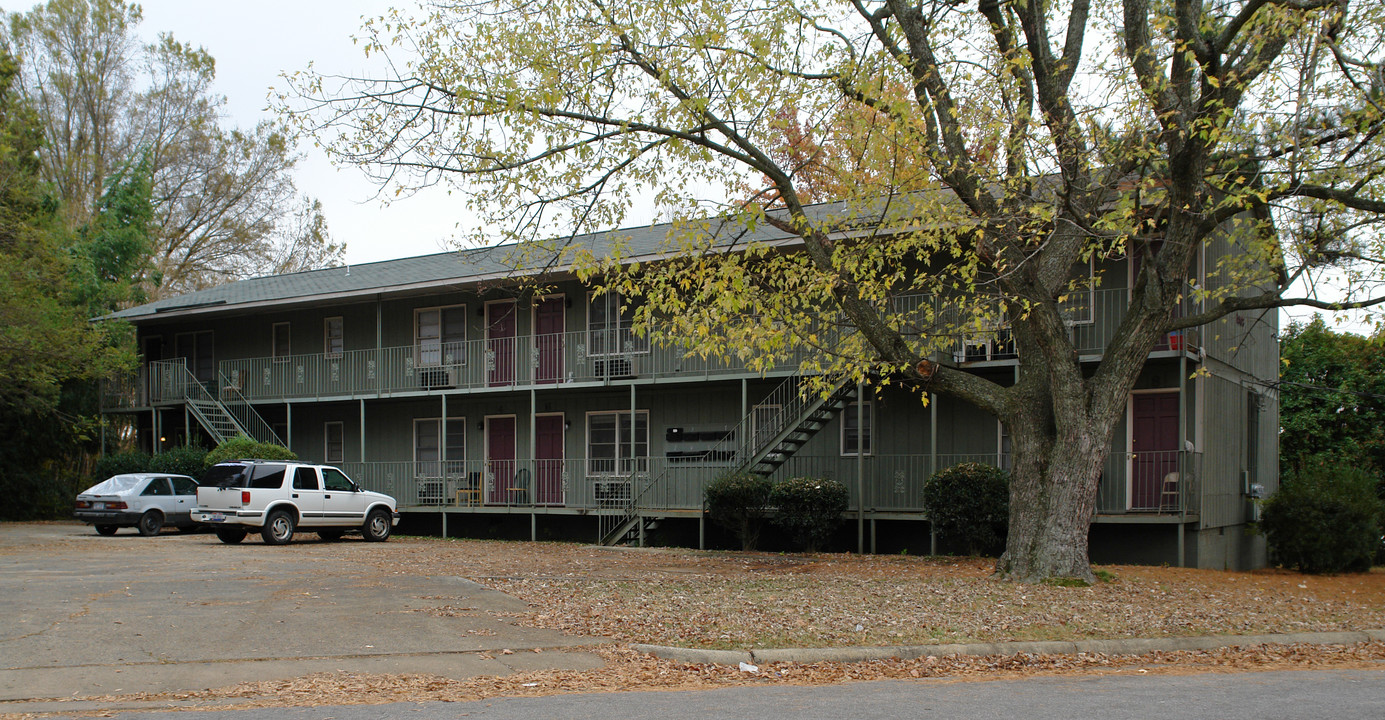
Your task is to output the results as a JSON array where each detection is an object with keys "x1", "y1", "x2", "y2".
[
  {"x1": 923, "y1": 462, "x2": 1009, "y2": 556},
  {"x1": 92, "y1": 450, "x2": 152, "y2": 481},
  {"x1": 203, "y1": 436, "x2": 297, "y2": 469},
  {"x1": 769, "y1": 476, "x2": 849, "y2": 553},
  {"x1": 705, "y1": 472, "x2": 773, "y2": 551},
  {"x1": 1261, "y1": 462, "x2": 1382, "y2": 573},
  {"x1": 148, "y1": 445, "x2": 209, "y2": 477}
]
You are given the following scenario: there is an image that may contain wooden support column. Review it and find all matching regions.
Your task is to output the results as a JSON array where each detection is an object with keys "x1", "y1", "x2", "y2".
[
  {"x1": 856, "y1": 382, "x2": 864, "y2": 554},
  {"x1": 929, "y1": 390, "x2": 938, "y2": 555}
]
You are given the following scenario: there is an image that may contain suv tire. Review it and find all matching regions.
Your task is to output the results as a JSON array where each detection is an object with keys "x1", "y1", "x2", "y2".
[
  {"x1": 362, "y1": 508, "x2": 392, "y2": 542},
  {"x1": 215, "y1": 527, "x2": 247, "y2": 544},
  {"x1": 261, "y1": 509, "x2": 296, "y2": 545}
]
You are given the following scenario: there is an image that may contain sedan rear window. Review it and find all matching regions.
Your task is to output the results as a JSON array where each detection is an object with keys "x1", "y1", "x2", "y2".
[{"x1": 81, "y1": 475, "x2": 144, "y2": 495}]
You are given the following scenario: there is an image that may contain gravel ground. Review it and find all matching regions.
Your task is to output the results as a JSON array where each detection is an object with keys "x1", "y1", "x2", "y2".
[{"x1": 13, "y1": 533, "x2": 1385, "y2": 715}]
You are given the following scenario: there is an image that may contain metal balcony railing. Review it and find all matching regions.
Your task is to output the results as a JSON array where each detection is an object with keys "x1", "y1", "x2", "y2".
[
  {"x1": 103, "y1": 288, "x2": 1204, "y2": 409},
  {"x1": 335, "y1": 450, "x2": 1201, "y2": 517}
]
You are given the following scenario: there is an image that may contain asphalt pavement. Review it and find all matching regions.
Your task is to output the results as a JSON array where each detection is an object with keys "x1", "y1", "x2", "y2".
[
  {"x1": 0, "y1": 523, "x2": 603, "y2": 706},
  {"x1": 72, "y1": 667, "x2": 1385, "y2": 720}
]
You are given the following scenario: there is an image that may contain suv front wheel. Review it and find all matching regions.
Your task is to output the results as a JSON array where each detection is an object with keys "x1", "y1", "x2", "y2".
[
  {"x1": 362, "y1": 508, "x2": 391, "y2": 542},
  {"x1": 261, "y1": 509, "x2": 296, "y2": 545}
]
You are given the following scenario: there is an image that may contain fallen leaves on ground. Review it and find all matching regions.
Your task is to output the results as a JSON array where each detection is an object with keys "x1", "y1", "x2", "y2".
[
  {"x1": 371, "y1": 538, "x2": 1385, "y2": 649},
  {"x1": 75, "y1": 641, "x2": 1385, "y2": 713}
]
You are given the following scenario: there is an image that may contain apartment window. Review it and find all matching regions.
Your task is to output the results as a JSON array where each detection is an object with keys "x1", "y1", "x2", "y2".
[
  {"x1": 175, "y1": 330, "x2": 214, "y2": 383},
  {"x1": 1059, "y1": 258, "x2": 1096, "y2": 326},
  {"x1": 587, "y1": 410, "x2": 649, "y2": 475},
  {"x1": 841, "y1": 401, "x2": 873, "y2": 456},
  {"x1": 414, "y1": 417, "x2": 466, "y2": 475},
  {"x1": 324, "y1": 422, "x2": 344, "y2": 464},
  {"x1": 415, "y1": 305, "x2": 467, "y2": 366},
  {"x1": 272, "y1": 322, "x2": 291, "y2": 360},
  {"x1": 587, "y1": 291, "x2": 647, "y2": 356},
  {"x1": 324, "y1": 317, "x2": 344, "y2": 357}
]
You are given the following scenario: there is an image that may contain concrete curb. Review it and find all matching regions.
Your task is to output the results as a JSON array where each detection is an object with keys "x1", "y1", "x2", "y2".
[{"x1": 632, "y1": 629, "x2": 1385, "y2": 666}]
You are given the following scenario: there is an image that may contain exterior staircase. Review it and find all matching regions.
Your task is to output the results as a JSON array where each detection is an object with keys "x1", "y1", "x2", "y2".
[
  {"x1": 599, "y1": 374, "x2": 855, "y2": 545},
  {"x1": 149, "y1": 360, "x2": 283, "y2": 446}
]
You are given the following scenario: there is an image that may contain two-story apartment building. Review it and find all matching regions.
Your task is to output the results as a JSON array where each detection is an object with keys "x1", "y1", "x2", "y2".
[{"x1": 99, "y1": 210, "x2": 1279, "y2": 570}]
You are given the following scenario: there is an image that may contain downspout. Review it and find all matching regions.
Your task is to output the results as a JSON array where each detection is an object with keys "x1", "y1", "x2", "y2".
[
  {"x1": 531, "y1": 387, "x2": 537, "y2": 541},
  {"x1": 631, "y1": 382, "x2": 640, "y2": 547},
  {"x1": 1178, "y1": 351, "x2": 1187, "y2": 568}
]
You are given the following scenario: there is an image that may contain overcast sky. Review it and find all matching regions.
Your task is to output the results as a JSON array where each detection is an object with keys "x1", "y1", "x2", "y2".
[{"x1": 132, "y1": 0, "x2": 464, "y2": 266}]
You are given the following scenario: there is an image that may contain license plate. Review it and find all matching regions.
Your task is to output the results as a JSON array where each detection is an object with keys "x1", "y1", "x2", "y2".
[
  {"x1": 208, "y1": 513, "x2": 225, "y2": 522},
  {"x1": 93, "y1": 502, "x2": 104, "y2": 510}
]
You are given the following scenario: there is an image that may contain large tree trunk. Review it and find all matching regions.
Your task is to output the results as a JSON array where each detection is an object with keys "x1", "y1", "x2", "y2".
[
  {"x1": 995, "y1": 426, "x2": 1111, "y2": 583},
  {"x1": 989, "y1": 291, "x2": 1158, "y2": 584}
]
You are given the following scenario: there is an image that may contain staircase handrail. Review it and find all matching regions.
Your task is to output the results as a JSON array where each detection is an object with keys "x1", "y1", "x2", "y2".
[
  {"x1": 599, "y1": 374, "x2": 852, "y2": 545},
  {"x1": 217, "y1": 372, "x2": 285, "y2": 446}
]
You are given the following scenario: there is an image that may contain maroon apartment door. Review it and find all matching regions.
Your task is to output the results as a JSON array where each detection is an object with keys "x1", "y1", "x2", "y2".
[
  {"x1": 1131, "y1": 392, "x2": 1180, "y2": 510},
  {"x1": 486, "y1": 416, "x2": 517, "y2": 504},
  {"x1": 534, "y1": 415, "x2": 565, "y2": 505},
  {"x1": 487, "y1": 302, "x2": 517, "y2": 387},
  {"x1": 534, "y1": 296, "x2": 565, "y2": 384}
]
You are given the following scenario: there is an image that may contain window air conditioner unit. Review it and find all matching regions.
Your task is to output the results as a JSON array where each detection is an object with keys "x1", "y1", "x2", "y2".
[
  {"x1": 593, "y1": 357, "x2": 634, "y2": 378},
  {"x1": 418, "y1": 366, "x2": 458, "y2": 389}
]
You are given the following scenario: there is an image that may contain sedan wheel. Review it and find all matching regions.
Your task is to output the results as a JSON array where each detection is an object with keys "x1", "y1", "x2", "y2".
[
  {"x1": 137, "y1": 510, "x2": 164, "y2": 536},
  {"x1": 95, "y1": 525, "x2": 118, "y2": 536}
]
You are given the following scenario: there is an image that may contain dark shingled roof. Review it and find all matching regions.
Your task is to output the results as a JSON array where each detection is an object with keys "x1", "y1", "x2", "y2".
[{"x1": 105, "y1": 194, "x2": 918, "y2": 323}]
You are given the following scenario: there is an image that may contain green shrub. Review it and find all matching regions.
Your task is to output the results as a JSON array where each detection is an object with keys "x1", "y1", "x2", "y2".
[
  {"x1": 92, "y1": 450, "x2": 151, "y2": 481},
  {"x1": 705, "y1": 472, "x2": 773, "y2": 551},
  {"x1": 149, "y1": 444, "x2": 209, "y2": 477},
  {"x1": 769, "y1": 476, "x2": 849, "y2": 553},
  {"x1": 923, "y1": 462, "x2": 1010, "y2": 556},
  {"x1": 1261, "y1": 462, "x2": 1382, "y2": 574},
  {"x1": 203, "y1": 436, "x2": 297, "y2": 469}
]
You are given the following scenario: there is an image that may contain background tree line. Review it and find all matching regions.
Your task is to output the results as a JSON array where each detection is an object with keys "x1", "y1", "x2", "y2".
[{"x1": 0, "y1": 0, "x2": 342, "y2": 518}]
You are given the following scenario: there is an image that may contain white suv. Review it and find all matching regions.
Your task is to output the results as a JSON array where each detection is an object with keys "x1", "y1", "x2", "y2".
[{"x1": 193, "y1": 461, "x2": 399, "y2": 545}]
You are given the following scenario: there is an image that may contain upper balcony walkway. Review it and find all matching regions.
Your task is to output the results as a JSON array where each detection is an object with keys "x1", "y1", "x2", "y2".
[{"x1": 101, "y1": 288, "x2": 1201, "y2": 410}]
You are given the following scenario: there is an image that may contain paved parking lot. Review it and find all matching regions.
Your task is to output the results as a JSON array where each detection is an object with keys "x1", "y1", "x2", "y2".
[{"x1": 0, "y1": 523, "x2": 603, "y2": 704}]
